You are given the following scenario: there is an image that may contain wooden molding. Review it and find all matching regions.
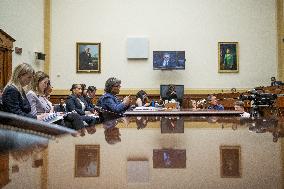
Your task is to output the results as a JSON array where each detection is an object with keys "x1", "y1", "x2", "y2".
[
  {"x1": 277, "y1": 0, "x2": 284, "y2": 80},
  {"x1": 44, "y1": 0, "x2": 51, "y2": 75},
  {"x1": 51, "y1": 88, "x2": 249, "y2": 96}
]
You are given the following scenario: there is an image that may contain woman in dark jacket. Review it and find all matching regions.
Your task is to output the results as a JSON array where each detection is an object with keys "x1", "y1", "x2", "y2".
[
  {"x1": 66, "y1": 84, "x2": 99, "y2": 126},
  {"x1": 2, "y1": 63, "x2": 37, "y2": 119},
  {"x1": 97, "y1": 77, "x2": 131, "y2": 114},
  {"x1": 135, "y1": 90, "x2": 150, "y2": 107}
]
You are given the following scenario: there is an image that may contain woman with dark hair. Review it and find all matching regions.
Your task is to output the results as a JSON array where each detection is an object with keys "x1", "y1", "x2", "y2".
[
  {"x1": 81, "y1": 84, "x2": 87, "y2": 97},
  {"x1": 136, "y1": 90, "x2": 150, "y2": 107},
  {"x1": 84, "y1": 86, "x2": 97, "y2": 109},
  {"x1": 234, "y1": 101, "x2": 250, "y2": 117},
  {"x1": 2, "y1": 63, "x2": 37, "y2": 119},
  {"x1": 66, "y1": 84, "x2": 99, "y2": 126},
  {"x1": 97, "y1": 77, "x2": 130, "y2": 114}
]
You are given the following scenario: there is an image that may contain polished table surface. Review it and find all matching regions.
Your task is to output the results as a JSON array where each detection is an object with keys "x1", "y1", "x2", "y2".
[{"x1": 0, "y1": 112, "x2": 283, "y2": 189}]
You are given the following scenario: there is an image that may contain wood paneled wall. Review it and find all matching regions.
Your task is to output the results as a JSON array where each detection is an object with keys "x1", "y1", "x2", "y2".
[{"x1": 49, "y1": 86, "x2": 284, "y2": 111}]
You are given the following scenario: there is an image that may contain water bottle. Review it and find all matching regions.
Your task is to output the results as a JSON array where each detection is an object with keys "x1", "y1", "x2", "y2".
[
  {"x1": 177, "y1": 102, "x2": 180, "y2": 110},
  {"x1": 155, "y1": 101, "x2": 159, "y2": 107},
  {"x1": 151, "y1": 100, "x2": 155, "y2": 107}
]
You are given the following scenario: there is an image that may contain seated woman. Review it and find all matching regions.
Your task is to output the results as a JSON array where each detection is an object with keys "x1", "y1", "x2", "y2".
[
  {"x1": 26, "y1": 71, "x2": 53, "y2": 116},
  {"x1": 189, "y1": 100, "x2": 198, "y2": 110},
  {"x1": 136, "y1": 90, "x2": 150, "y2": 107},
  {"x1": 97, "y1": 77, "x2": 131, "y2": 115},
  {"x1": 2, "y1": 63, "x2": 37, "y2": 119},
  {"x1": 66, "y1": 84, "x2": 99, "y2": 126},
  {"x1": 234, "y1": 101, "x2": 250, "y2": 118},
  {"x1": 54, "y1": 98, "x2": 67, "y2": 113},
  {"x1": 84, "y1": 86, "x2": 97, "y2": 109},
  {"x1": 26, "y1": 71, "x2": 85, "y2": 130}
]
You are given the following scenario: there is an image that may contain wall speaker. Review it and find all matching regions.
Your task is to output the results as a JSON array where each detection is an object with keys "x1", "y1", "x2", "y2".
[
  {"x1": 35, "y1": 52, "x2": 46, "y2": 60},
  {"x1": 15, "y1": 47, "x2": 22, "y2": 55},
  {"x1": 127, "y1": 37, "x2": 149, "y2": 59}
]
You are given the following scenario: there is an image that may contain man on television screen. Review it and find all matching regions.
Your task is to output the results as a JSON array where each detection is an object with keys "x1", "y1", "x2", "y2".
[{"x1": 157, "y1": 53, "x2": 176, "y2": 68}]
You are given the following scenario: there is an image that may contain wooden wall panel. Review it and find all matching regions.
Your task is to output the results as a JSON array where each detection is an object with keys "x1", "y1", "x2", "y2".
[{"x1": 0, "y1": 153, "x2": 10, "y2": 188}]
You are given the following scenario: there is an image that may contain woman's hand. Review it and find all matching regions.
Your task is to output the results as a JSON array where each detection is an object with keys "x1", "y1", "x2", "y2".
[
  {"x1": 37, "y1": 113, "x2": 49, "y2": 121},
  {"x1": 123, "y1": 95, "x2": 131, "y2": 106}
]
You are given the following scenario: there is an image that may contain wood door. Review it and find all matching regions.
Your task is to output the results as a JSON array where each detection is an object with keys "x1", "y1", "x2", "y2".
[
  {"x1": 0, "y1": 29, "x2": 15, "y2": 87},
  {"x1": 0, "y1": 50, "x2": 4, "y2": 88}
]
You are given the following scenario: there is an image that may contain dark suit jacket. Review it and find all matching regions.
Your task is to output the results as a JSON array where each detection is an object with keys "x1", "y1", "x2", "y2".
[
  {"x1": 2, "y1": 85, "x2": 36, "y2": 119},
  {"x1": 79, "y1": 52, "x2": 92, "y2": 70},
  {"x1": 155, "y1": 59, "x2": 176, "y2": 69},
  {"x1": 66, "y1": 94, "x2": 93, "y2": 115},
  {"x1": 84, "y1": 96, "x2": 95, "y2": 109}
]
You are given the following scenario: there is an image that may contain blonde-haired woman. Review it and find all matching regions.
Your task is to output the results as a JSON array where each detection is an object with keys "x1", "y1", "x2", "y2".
[{"x1": 2, "y1": 63, "x2": 36, "y2": 118}]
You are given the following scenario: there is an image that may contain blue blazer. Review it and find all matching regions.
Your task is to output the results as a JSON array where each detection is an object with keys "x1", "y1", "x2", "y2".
[
  {"x1": 97, "y1": 93, "x2": 128, "y2": 114},
  {"x1": 84, "y1": 96, "x2": 95, "y2": 109},
  {"x1": 66, "y1": 94, "x2": 93, "y2": 115}
]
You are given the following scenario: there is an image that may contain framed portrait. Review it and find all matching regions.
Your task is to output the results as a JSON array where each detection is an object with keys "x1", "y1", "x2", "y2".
[
  {"x1": 218, "y1": 42, "x2": 239, "y2": 73},
  {"x1": 76, "y1": 42, "x2": 101, "y2": 73},
  {"x1": 220, "y1": 145, "x2": 241, "y2": 178},
  {"x1": 75, "y1": 145, "x2": 100, "y2": 177}
]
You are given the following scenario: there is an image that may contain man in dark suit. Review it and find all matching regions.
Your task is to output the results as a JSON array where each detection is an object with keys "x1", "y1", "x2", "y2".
[{"x1": 79, "y1": 48, "x2": 92, "y2": 70}]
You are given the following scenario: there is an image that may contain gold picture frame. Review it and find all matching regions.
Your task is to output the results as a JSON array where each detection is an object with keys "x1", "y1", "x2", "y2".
[
  {"x1": 75, "y1": 145, "x2": 100, "y2": 177},
  {"x1": 76, "y1": 42, "x2": 101, "y2": 73},
  {"x1": 218, "y1": 42, "x2": 239, "y2": 73},
  {"x1": 220, "y1": 145, "x2": 241, "y2": 178}
]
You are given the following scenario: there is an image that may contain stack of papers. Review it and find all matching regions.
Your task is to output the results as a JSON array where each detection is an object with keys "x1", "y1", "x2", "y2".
[
  {"x1": 133, "y1": 107, "x2": 161, "y2": 111},
  {"x1": 42, "y1": 113, "x2": 63, "y2": 123}
]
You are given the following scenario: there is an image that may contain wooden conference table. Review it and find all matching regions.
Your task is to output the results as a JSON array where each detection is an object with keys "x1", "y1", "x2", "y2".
[{"x1": 124, "y1": 108, "x2": 242, "y2": 116}]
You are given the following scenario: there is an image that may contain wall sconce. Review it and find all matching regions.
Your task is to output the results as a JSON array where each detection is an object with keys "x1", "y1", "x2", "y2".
[
  {"x1": 35, "y1": 52, "x2": 46, "y2": 60},
  {"x1": 15, "y1": 47, "x2": 22, "y2": 55}
]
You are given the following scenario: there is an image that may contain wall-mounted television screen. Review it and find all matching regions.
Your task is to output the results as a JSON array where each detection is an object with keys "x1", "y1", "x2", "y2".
[
  {"x1": 153, "y1": 51, "x2": 185, "y2": 70},
  {"x1": 160, "y1": 84, "x2": 184, "y2": 103},
  {"x1": 153, "y1": 149, "x2": 186, "y2": 168}
]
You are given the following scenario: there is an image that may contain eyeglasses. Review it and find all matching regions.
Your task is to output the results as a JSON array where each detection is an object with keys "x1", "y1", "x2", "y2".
[{"x1": 113, "y1": 85, "x2": 121, "y2": 88}]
